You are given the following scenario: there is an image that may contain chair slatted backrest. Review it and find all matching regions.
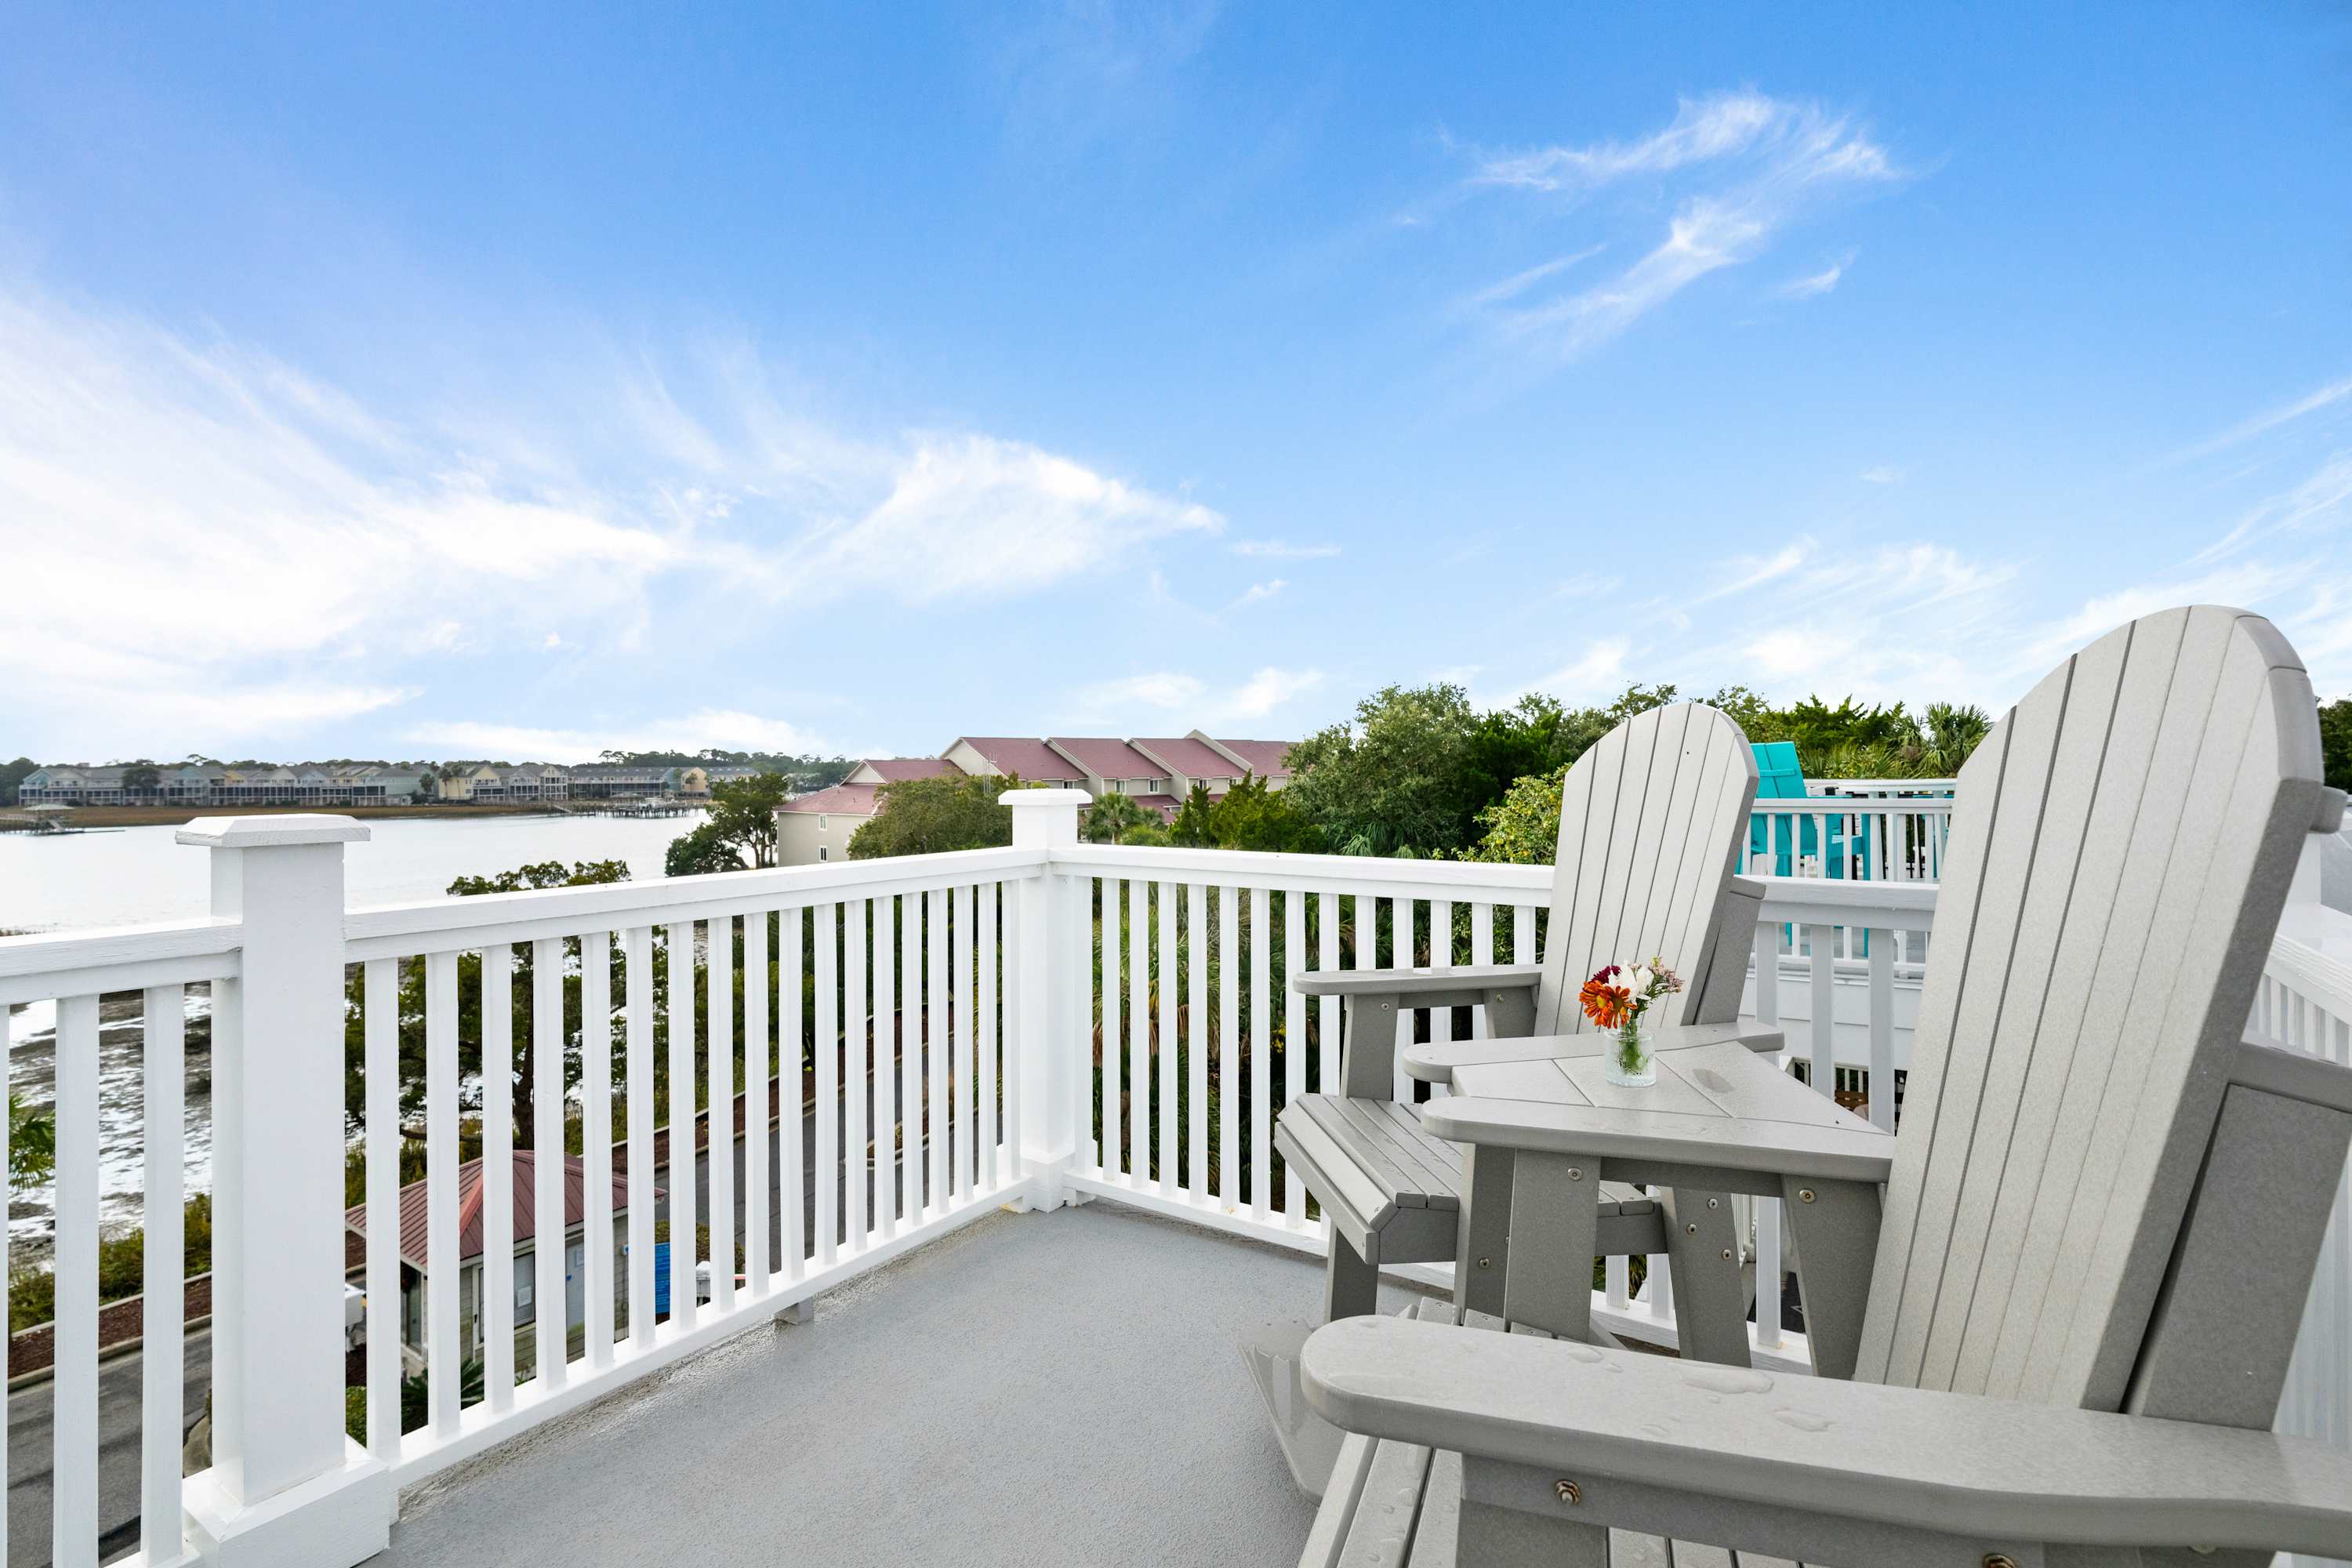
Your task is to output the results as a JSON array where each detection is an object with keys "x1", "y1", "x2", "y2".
[
  {"x1": 1854, "y1": 606, "x2": 2335, "y2": 1411},
  {"x1": 1530, "y1": 704, "x2": 1761, "y2": 1036}
]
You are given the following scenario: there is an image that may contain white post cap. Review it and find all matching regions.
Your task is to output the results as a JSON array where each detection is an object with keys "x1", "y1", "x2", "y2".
[
  {"x1": 175, "y1": 814, "x2": 373, "y2": 848},
  {"x1": 1001, "y1": 789, "x2": 1094, "y2": 808}
]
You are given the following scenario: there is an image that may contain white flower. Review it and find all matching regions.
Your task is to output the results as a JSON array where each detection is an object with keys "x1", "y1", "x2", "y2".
[{"x1": 1631, "y1": 965, "x2": 1654, "y2": 993}]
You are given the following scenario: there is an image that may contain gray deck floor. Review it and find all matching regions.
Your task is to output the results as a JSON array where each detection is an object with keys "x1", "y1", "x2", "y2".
[{"x1": 369, "y1": 1200, "x2": 1425, "y2": 1566}]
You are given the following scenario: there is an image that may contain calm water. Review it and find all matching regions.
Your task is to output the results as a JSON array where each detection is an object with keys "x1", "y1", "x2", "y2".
[{"x1": 2, "y1": 811, "x2": 707, "y2": 1254}]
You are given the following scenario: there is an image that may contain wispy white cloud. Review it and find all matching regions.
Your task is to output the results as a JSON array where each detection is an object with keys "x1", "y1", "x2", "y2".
[
  {"x1": 1860, "y1": 464, "x2": 1906, "y2": 485},
  {"x1": 2171, "y1": 372, "x2": 2352, "y2": 463},
  {"x1": 1472, "y1": 93, "x2": 1791, "y2": 191},
  {"x1": 1464, "y1": 247, "x2": 1606, "y2": 310},
  {"x1": 1461, "y1": 92, "x2": 1900, "y2": 358},
  {"x1": 1777, "y1": 252, "x2": 1853, "y2": 299},
  {"x1": 1231, "y1": 579, "x2": 1287, "y2": 609},
  {"x1": 0, "y1": 283, "x2": 1218, "y2": 753},
  {"x1": 1232, "y1": 538, "x2": 1340, "y2": 559},
  {"x1": 405, "y1": 709, "x2": 833, "y2": 764},
  {"x1": 1689, "y1": 539, "x2": 1814, "y2": 607}
]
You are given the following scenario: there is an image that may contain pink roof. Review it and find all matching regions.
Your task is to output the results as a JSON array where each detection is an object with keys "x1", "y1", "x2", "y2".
[
  {"x1": 1047, "y1": 737, "x2": 1164, "y2": 782},
  {"x1": 1134, "y1": 793, "x2": 1183, "y2": 822},
  {"x1": 851, "y1": 757, "x2": 963, "y2": 783},
  {"x1": 1211, "y1": 738, "x2": 1297, "y2": 780},
  {"x1": 948, "y1": 737, "x2": 1081, "y2": 784},
  {"x1": 779, "y1": 782, "x2": 882, "y2": 815},
  {"x1": 346, "y1": 1152, "x2": 634, "y2": 1272},
  {"x1": 1132, "y1": 737, "x2": 1238, "y2": 781}
]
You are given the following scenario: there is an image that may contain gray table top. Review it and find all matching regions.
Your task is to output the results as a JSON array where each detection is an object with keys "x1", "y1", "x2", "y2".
[{"x1": 1419, "y1": 1036, "x2": 1893, "y2": 1183}]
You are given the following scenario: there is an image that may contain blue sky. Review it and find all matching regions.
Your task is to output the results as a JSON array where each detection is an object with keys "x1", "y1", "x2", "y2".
[{"x1": 3, "y1": 3, "x2": 2348, "y2": 763}]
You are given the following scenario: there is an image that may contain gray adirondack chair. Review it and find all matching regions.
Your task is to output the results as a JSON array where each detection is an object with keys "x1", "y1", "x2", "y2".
[
  {"x1": 1247, "y1": 704, "x2": 1775, "y2": 1494},
  {"x1": 1294, "y1": 606, "x2": 2352, "y2": 1566}
]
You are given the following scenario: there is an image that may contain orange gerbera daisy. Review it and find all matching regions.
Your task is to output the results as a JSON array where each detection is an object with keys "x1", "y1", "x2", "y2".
[{"x1": 1580, "y1": 974, "x2": 1635, "y2": 1030}]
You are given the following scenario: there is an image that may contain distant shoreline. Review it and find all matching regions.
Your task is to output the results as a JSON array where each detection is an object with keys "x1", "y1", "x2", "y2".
[{"x1": 7, "y1": 801, "x2": 601, "y2": 829}]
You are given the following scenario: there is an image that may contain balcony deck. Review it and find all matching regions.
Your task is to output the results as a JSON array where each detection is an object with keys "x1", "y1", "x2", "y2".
[{"x1": 369, "y1": 1202, "x2": 1410, "y2": 1567}]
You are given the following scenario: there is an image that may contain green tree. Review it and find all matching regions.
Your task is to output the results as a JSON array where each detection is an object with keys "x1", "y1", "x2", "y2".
[
  {"x1": 1206, "y1": 773, "x2": 1323, "y2": 852},
  {"x1": 1904, "y1": 702, "x2": 1992, "y2": 777},
  {"x1": 1080, "y1": 792, "x2": 1153, "y2": 844},
  {"x1": 1283, "y1": 684, "x2": 1486, "y2": 855},
  {"x1": 9, "y1": 1093, "x2": 55, "y2": 1183},
  {"x1": 848, "y1": 774, "x2": 1024, "y2": 858},
  {"x1": 121, "y1": 763, "x2": 163, "y2": 800},
  {"x1": 1465, "y1": 764, "x2": 1571, "y2": 866},
  {"x1": 345, "y1": 859, "x2": 632, "y2": 1147},
  {"x1": 664, "y1": 822, "x2": 742, "y2": 877},
  {"x1": 1167, "y1": 782, "x2": 1218, "y2": 848},
  {"x1": 2318, "y1": 698, "x2": 2350, "y2": 793},
  {"x1": 662, "y1": 774, "x2": 792, "y2": 874},
  {"x1": 0, "y1": 757, "x2": 33, "y2": 806}
]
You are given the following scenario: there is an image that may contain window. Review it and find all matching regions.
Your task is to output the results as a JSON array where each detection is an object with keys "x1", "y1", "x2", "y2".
[
  {"x1": 818, "y1": 815, "x2": 829, "y2": 830},
  {"x1": 517, "y1": 1274, "x2": 533, "y2": 1310},
  {"x1": 818, "y1": 846, "x2": 829, "y2": 862}
]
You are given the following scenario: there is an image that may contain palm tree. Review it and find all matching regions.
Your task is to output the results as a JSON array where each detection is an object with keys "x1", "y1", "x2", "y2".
[{"x1": 1081, "y1": 792, "x2": 1153, "y2": 844}]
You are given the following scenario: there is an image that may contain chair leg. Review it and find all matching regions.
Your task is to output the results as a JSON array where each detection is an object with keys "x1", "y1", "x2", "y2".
[
  {"x1": 1657, "y1": 1188, "x2": 1751, "y2": 1368},
  {"x1": 1456, "y1": 1499, "x2": 1610, "y2": 1566},
  {"x1": 1504, "y1": 1151, "x2": 1599, "y2": 1340},
  {"x1": 1325, "y1": 1231, "x2": 1380, "y2": 1321},
  {"x1": 1456, "y1": 1145, "x2": 1513, "y2": 1319}
]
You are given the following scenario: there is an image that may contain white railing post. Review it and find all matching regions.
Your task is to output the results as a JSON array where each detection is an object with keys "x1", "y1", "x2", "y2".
[
  {"x1": 175, "y1": 815, "x2": 391, "y2": 1567},
  {"x1": 1007, "y1": 790, "x2": 1091, "y2": 1210}
]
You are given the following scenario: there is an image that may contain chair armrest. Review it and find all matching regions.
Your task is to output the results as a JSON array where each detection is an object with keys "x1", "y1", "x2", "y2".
[
  {"x1": 1400, "y1": 1020, "x2": 1783, "y2": 1087},
  {"x1": 1291, "y1": 963, "x2": 1541, "y2": 1003},
  {"x1": 1419, "y1": 1094, "x2": 1893, "y2": 1184},
  {"x1": 1301, "y1": 1316, "x2": 2352, "y2": 1557}
]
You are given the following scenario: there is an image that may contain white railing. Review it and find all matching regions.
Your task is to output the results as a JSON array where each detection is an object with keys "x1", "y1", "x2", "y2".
[
  {"x1": 1802, "y1": 777, "x2": 1958, "y2": 798},
  {"x1": 0, "y1": 799, "x2": 2342, "y2": 1566},
  {"x1": 1741, "y1": 796, "x2": 1955, "y2": 884},
  {"x1": 0, "y1": 920, "x2": 238, "y2": 1568}
]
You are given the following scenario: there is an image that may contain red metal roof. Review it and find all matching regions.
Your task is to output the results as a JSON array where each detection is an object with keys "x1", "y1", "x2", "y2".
[
  {"x1": 1132, "y1": 737, "x2": 1239, "y2": 781},
  {"x1": 779, "y1": 782, "x2": 882, "y2": 815},
  {"x1": 345, "y1": 1152, "x2": 633, "y2": 1273},
  {"x1": 1046, "y1": 737, "x2": 1164, "y2": 782},
  {"x1": 946, "y1": 738, "x2": 1080, "y2": 784},
  {"x1": 1210, "y1": 738, "x2": 1297, "y2": 780}
]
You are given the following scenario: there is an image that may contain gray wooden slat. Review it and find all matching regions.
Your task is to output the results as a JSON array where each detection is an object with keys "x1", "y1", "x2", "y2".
[
  {"x1": 1851, "y1": 711, "x2": 2013, "y2": 1384},
  {"x1": 1379, "y1": 1101, "x2": 1462, "y2": 1173},
  {"x1": 1599, "y1": 705, "x2": 1693, "y2": 1005},
  {"x1": 1534, "y1": 736, "x2": 1604, "y2": 1033},
  {"x1": 1278, "y1": 1109, "x2": 1396, "y2": 1234},
  {"x1": 1326, "y1": 1094, "x2": 1461, "y2": 1210},
  {"x1": 1338, "y1": 1428, "x2": 1436, "y2": 1567},
  {"x1": 1585, "y1": 713, "x2": 1667, "y2": 1033},
  {"x1": 1875, "y1": 623, "x2": 2082, "y2": 1388},
  {"x1": 1541, "y1": 722, "x2": 1628, "y2": 1036},
  {"x1": 1405, "y1": 1449, "x2": 1461, "y2": 1568},
  {"x1": 1300, "y1": 1095, "x2": 1430, "y2": 1208},
  {"x1": 1300, "y1": 1430, "x2": 1375, "y2": 1568},
  {"x1": 1660, "y1": 717, "x2": 1751, "y2": 1028}
]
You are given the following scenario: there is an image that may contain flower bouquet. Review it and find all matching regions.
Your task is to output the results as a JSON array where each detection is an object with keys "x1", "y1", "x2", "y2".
[{"x1": 1580, "y1": 956, "x2": 1683, "y2": 1087}]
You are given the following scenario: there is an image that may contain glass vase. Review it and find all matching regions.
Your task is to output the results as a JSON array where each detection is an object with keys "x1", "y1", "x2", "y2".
[{"x1": 1606, "y1": 1014, "x2": 1656, "y2": 1087}]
